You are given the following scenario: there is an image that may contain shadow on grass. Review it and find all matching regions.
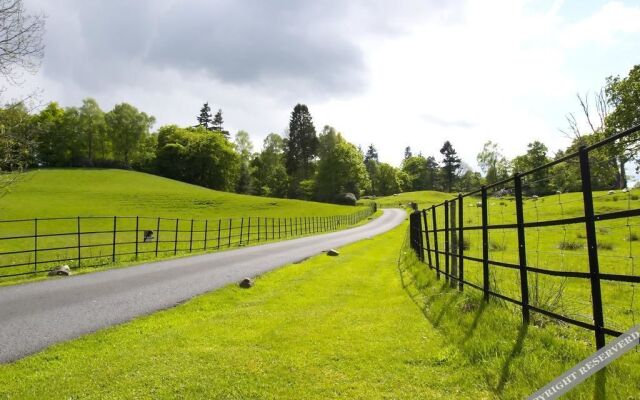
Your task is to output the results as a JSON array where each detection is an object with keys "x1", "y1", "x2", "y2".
[
  {"x1": 461, "y1": 300, "x2": 487, "y2": 345},
  {"x1": 496, "y1": 323, "x2": 529, "y2": 395}
]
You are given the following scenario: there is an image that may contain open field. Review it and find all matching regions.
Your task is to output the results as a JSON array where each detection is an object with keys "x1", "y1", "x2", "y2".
[
  {"x1": 379, "y1": 189, "x2": 640, "y2": 344},
  {"x1": 0, "y1": 223, "x2": 495, "y2": 399},
  {"x1": 0, "y1": 169, "x2": 374, "y2": 283}
]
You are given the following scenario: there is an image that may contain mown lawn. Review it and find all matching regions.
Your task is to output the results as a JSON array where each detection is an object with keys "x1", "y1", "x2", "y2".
[{"x1": 0, "y1": 223, "x2": 495, "y2": 399}]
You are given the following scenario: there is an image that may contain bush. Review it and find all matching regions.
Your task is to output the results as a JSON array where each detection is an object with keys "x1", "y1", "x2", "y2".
[
  {"x1": 597, "y1": 242, "x2": 614, "y2": 250},
  {"x1": 627, "y1": 232, "x2": 639, "y2": 242},
  {"x1": 334, "y1": 192, "x2": 357, "y2": 206}
]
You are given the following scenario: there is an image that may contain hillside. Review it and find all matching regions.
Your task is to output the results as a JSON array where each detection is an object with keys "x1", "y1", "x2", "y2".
[{"x1": 0, "y1": 169, "x2": 360, "y2": 220}]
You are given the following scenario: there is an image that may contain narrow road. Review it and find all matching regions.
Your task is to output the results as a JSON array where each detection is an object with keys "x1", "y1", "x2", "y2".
[{"x1": 0, "y1": 208, "x2": 405, "y2": 363}]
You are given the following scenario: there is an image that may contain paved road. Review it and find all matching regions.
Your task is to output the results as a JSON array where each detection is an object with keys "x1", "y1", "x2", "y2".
[{"x1": 0, "y1": 208, "x2": 405, "y2": 363}]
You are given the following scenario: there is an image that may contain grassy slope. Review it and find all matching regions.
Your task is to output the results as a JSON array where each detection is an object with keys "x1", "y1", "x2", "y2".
[
  {"x1": 0, "y1": 223, "x2": 495, "y2": 400},
  {"x1": 0, "y1": 169, "x2": 359, "y2": 220}
]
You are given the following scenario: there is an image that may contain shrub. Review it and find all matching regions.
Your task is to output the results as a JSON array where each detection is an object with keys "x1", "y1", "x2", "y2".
[
  {"x1": 627, "y1": 232, "x2": 639, "y2": 242},
  {"x1": 597, "y1": 242, "x2": 614, "y2": 250},
  {"x1": 489, "y1": 241, "x2": 506, "y2": 251},
  {"x1": 558, "y1": 241, "x2": 583, "y2": 250},
  {"x1": 334, "y1": 192, "x2": 357, "y2": 206}
]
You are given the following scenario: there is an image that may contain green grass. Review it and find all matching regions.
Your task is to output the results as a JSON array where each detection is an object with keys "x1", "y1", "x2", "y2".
[
  {"x1": 379, "y1": 189, "x2": 640, "y2": 338},
  {"x1": 0, "y1": 223, "x2": 495, "y2": 399},
  {"x1": 398, "y1": 242, "x2": 640, "y2": 399},
  {"x1": 0, "y1": 169, "x2": 375, "y2": 283},
  {"x1": 367, "y1": 190, "x2": 453, "y2": 210}
]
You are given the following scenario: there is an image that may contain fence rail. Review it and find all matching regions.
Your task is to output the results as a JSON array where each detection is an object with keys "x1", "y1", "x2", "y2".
[
  {"x1": 408, "y1": 124, "x2": 640, "y2": 350},
  {"x1": 0, "y1": 203, "x2": 376, "y2": 279}
]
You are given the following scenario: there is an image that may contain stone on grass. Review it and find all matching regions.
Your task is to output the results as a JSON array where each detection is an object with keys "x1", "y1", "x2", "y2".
[
  {"x1": 239, "y1": 278, "x2": 253, "y2": 288},
  {"x1": 48, "y1": 265, "x2": 71, "y2": 277},
  {"x1": 327, "y1": 249, "x2": 340, "y2": 256}
]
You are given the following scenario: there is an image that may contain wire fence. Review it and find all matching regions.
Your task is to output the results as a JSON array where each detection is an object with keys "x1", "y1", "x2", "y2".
[
  {"x1": 0, "y1": 203, "x2": 377, "y2": 280},
  {"x1": 408, "y1": 124, "x2": 640, "y2": 350}
]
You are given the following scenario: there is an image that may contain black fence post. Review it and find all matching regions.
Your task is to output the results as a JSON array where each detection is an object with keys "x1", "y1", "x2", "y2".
[
  {"x1": 135, "y1": 216, "x2": 140, "y2": 259},
  {"x1": 112, "y1": 216, "x2": 117, "y2": 262},
  {"x1": 228, "y1": 218, "x2": 232, "y2": 247},
  {"x1": 189, "y1": 219, "x2": 194, "y2": 252},
  {"x1": 247, "y1": 217, "x2": 251, "y2": 244},
  {"x1": 514, "y1": 174, "x2": 530, "y2": 324},
  {"x1": 33, "y1": 218, "x2": 38, "y2": 271},
  {"x1": 77, "y1": 216, "x2": 81, "y2": 267},
  {"x1": 432, "y1": 205, "x2": 440, "y2": 280},
  {"x1": 155, "y1": 217, "x2": 160, "y2": 257},
  {"x1": 423, "y1": 210, "x2": 432, "y2": 269},
  {"x1": 409, "y1": 211, "x2": 421, "y2": 257},
  {"x1": 481, "y1": 187, "x2": 490, "y2": 301},
  {"x1": 579, "y1": 146, "x2": 606, "y2": 349},
  {"x1": 174, "y1": 218, "x2": 179, "y2": 255},
  {"x1": 217, "y1": 219, "x2": 222, "y2": 250},
  {"x1": 444, "y1": 200, "x2": 450, "y2": 283},
  {"x1": 239, "y1": 218, "x2": 244, "y2": 245},
  {"x1": 204, "y1": 220, "x2": 208, "y2": 251},
  {"x1": 458, "y1": 194, "x2": 464, "y2": 292}
]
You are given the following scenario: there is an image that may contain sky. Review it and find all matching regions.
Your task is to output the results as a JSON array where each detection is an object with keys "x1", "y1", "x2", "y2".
[{"x1": 6, "y1": 0, "x2": 640, "y2": 168}]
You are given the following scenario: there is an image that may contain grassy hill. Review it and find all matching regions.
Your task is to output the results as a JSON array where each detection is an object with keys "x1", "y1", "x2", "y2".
[
  {"x1": 0, "y1": 169, "x2": 361, "y2": 220},
  {"x1": 0, "y1": 169, "x2": 375, "y2": 283}
]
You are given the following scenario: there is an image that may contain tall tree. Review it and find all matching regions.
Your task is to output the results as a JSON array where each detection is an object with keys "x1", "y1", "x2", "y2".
[
  {"x1": 105, "y1": 103, "x2": 155, "y2": 167},
  {"x1": 0, "y1": 102, "x2": 36, "y2": 170},
  {"x1": 284, "y1": 104, "x2": 318, "y2": 194},
  {"x1": 251, "y1": 133, "x2": 288, "y2": 197},
  {"x1": 512, "y1": 141, "x2": 551, "y2": 194},
  {"x1": 197, "y1": 102, "x2": 212, "y2": 130},
  {"x1": 364, "y1": 144, "x2": 379, "y2": 195},
  {"x1": 439, "y1": 141, "x2": 461, "y2": 192},
  {"x1": 234, "y1": 130, "x2": 254, "y2": 194},
  {"x1": 78, "y1": 98, "x2": 106, "y2": 165},
  {"x1": 404, "y1": 146, "x2": 412, "y2": 160},
  {"x1": 477, "y1": 141, "x2": 509, "y2": 185}
]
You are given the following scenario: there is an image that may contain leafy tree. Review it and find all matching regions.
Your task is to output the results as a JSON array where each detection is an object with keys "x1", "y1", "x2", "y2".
[
  {"x1": 33, "y1": 102, "x2": 71, "y2": 166},
  {"x1": 377, "y1": 163, "x2": 401, "y2": 195},
  {"x1": 0, "y1": 102, "x2": 36, "y2": 170},
  {"x1": 197, "y1": 102, "x2": 212, "y2": 130},
  {"x1": 477, "y1": 141, "x2": 509, "y2": 185},
  {"x1": 315, "y1": 126, "x2": 370, "y2": 201},
  {"x1": 105, "y1": 103, "x2": 155, "y2": 167},
  {"x1": 363, "y1": 144, "x2": 380, "y2": 195},
  {"x1": 251, "y1": 133, "x2": 288, "y2": 197},
  {"x1": 512, "y1": 141, "x2": 551, "y2": 195},
  {"x1": 439, "y1": 141, "x2": 461, "y2": 192},
  {"x1": 0, "y1": 0, "x2": 44, "y2": 82},
  {"x1": 78, "y1": 98, "x2": 106, "y2": 165},
  {"x1": 284, "y1": 104, "x2": 318, "y2": 196},
  {"x1": 234, "y1": 130, "x2": 254, "y2": 194}
]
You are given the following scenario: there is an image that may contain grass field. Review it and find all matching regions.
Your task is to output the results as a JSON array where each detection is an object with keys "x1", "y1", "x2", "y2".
[
  {"x1": 377, "y1": 189, "x2": 640, "y2": 347},
  {"x1": 0, "y1": 169, "x2": 374, "y2": 283},
  {"x1": 1, "y1": 222, "x2": 636, "y2": 399}
]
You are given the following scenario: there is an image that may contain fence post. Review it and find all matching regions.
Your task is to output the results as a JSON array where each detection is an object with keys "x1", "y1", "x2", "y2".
[
  {"x1": 135, "y1": 216, "x2": 140, "y2": 259},
  {"x1": 458, "y1": 194, "x2": 464, "y2": 292},
  {"x1": 228, "y1": 219, "x2": 232, "y2": 247},
  {"x1": 579, "y1": 146, "x2": 606, "y2": 349},
  {"x1": 34, "y1": 218, "x2": 38, "y2": 271},
  {"x1": 189, "y1": 219, "x2": 194, "y2": 252},
  {"x1": 77, "y1": 216, "x2": 81, "y2": 267},
  {"x1": 217, "y1": 219, "x2": 222, "y2": 250},
  {"x1": 174, "y1": 218, "x2": 179, "y2": 255},
  {"x1": 112, "y1": 216, "x2": 117, "y2": 262},
  {"x1": 239, "y1": 218, "x2": 244, "y2": 245},
  {"x1": 155, "y1": 217, "x2": 160, "y2": 257},
  {"x1": 422, "y1": 210, "x2": 432, "y2": 269},
  {"x1": 450, "y1": 200, "x2": 458, "y2": 288},
  {"x1": 514, "y1": 174, "x2": 530, "y2": 324},
  {"x1": 444, "y1": 200, "x2": 450, "y2": 283},
  {"x1": 481, "y1": 187, "x2": 490, "y2": 301},
  {"x1": 247, "y1": 217, "x2": 251, "y2": 244},
  {"x1": 204, "y1": 220, "x2": 208, "y2": 251},
  {"x1": 409, "y1": 211, "x2": 421, "y2": 257},
  {"x1": 432, "y1": 205, "x2": 440, "y2": 280}
]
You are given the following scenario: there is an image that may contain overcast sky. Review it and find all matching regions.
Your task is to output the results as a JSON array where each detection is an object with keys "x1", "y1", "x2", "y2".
[{"x1": 7, "y1": 0, "x2": 640, "y2": 168}]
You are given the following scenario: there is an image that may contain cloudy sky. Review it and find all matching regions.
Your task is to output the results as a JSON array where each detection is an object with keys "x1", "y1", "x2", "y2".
[{"x1": 8, "y1": 0, "x2": 640, "y2": 167}]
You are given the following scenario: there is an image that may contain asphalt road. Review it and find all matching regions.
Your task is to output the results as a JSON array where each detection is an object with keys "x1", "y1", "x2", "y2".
[{"x1": 0, "y1": 208, "x2": 406, "y2": 363}]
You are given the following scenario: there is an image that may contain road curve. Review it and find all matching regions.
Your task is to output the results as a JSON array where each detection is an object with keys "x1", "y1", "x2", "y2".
[{"x1": 0, "y1": 208, "x2": 406, "y2": 363}]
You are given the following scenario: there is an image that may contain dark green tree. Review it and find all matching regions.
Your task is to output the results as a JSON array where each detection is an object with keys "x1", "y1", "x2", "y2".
[
  {"x1": 439, "y1": 141, "x2": 461, "y2": 192},
  {"x1": 284, "y1": 104, "x2": 318, "y2": 196},
  {"x1": 105, "y1": 103, "x2": 155, "y2": 167},
  {"x1": 197, "y1": 102, "x2": 212, "y2": 130}
]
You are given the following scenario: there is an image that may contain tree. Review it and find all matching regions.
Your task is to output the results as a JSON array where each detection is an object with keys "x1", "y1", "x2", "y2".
[
  {"x1": 105, "y1": 103, "x2": 155, "y2": 167},
  {"x1": 0, "y1": 101, "x2": 35, "y2": 170},
  {"x1": 477, "y1": 141, "x2": 509, "y2": 185},
  {"x1": 0, "y1": 0, "x2": 44, "y2": 82},
  {"x1": 439, "y1": 141, "x2": 461, "y2": 192},
  {"x1": 197, "y1": 102, "x2": 212, "y2": 130},
  {"x1": 512, "y1": 141, "x2": 551, "y2": 195},
  {"x1": 284, "y1": 104, "x2": 318, "y2": 196},
  {"x1": 78, "y1": 98, "x2": 106, "y2": 165},
  {"x1": 364, "y1": 144, "x2": 379, "y2": 195},
  {"x1": 251, "y1": 133, "x2": 288, "y2": 197},
  {"x1": 404, "y1": 146, "x2": 412, "y2": 160},
  {"x1": 234, "y1": 130, "x2": 254, "y2": 194},
  {"x1": 377, "y1": 163, "x2": 401, "y2": 196},
  {"x1": 315, "y1": 127, "x2": 369, "y2": 201}
]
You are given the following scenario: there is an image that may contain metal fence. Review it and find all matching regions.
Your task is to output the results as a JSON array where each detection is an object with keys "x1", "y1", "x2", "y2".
[
  {"x1": 0, "y1": 203, "x2": 376, "y2": 279},
  {"x1": 408, "y1": 124, "x2": 640, "y2": 350}
]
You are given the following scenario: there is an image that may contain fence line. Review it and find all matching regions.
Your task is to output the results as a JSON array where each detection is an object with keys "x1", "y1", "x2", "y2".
[
  {"x1": 0, "y1": 203, "x2": 377, "y2": 279},
  {"x1": 408, "y1": 124, "x2": 640, "y2": 350}
]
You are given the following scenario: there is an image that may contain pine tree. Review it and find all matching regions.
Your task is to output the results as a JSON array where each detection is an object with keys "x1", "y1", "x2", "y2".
[
  {"x1": 197, "y1": 102, "x2": 212, "y2": 130},
  {"x1": 404, "y1": 146, "x2": 412, "y2": 160},
  {"x1": 440, "y1": 141, "x2": 461, "y2": 192},
  {"x1": 364, "y1": 144, "x2": 378, "y2": 163},
  {"x1": 284, "y1": 104, "x2": 318, "y2": 187}
]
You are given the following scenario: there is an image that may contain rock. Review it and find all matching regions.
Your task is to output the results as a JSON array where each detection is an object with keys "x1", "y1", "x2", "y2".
[
  {"x1": 327, "y1": 249, "x2": 340, "y2": 256},
  {"x1": 239, "y1": 278, "x2": 253, "y2": 288},
  {"x1": 48, "y1": 265, "x2": 71, "y2": 277}
]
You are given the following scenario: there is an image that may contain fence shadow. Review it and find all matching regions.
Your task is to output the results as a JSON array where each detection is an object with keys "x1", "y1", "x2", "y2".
[{"x1": 496, "y1": 323, "x2": 529, "y2": 395}]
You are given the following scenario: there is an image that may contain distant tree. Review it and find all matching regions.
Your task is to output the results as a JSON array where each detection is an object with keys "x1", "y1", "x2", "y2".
[
  {"x1": 0, "y1": 0, "x2": 44, "y2": 82},
  {"x1": 32, "y1": 102, "x2": 70, "y2": 166},
  {"x1": 78, "y1": 98, "x2": 106, "y2": 165},
  {"x1": 440, "y1": 141, "x2": 461, "y2": 192},
  {"x1": 284, "y1": 104, "x2": 318, "y2": 196},
  {"x1": 363, "y1": 144, "x2": 380, "y2": 195},
  {"x1": 251, "y1": 133, "x2": 289, "y2": 197},
  {"x1": 364, "y1": 144, "x2": 378, "y2": 163},
  {"x1": 105, "y1": 103, "x2": 155, "y2": 167},
  {"x1": 0, "y1": 102, "x2": 36, "y2": 170},
  {"x1": 477, "y1": 141, "x2": 510, "y2": 185},
  {"x1": 377, "y1": 163, "x2": 401, "y2": 196},
  {"x1": 513, "y1": 141, "x2": 551, "y2": 195},
  {"x1": 404, "y1": 146, "x2": 412, "y2": 160},
  {"x1": 197, "y1": 102, "x2": 212, "y2": 130},
  {"x1": 234, "y1": 130, "x2": 254, "y2": 194}
]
